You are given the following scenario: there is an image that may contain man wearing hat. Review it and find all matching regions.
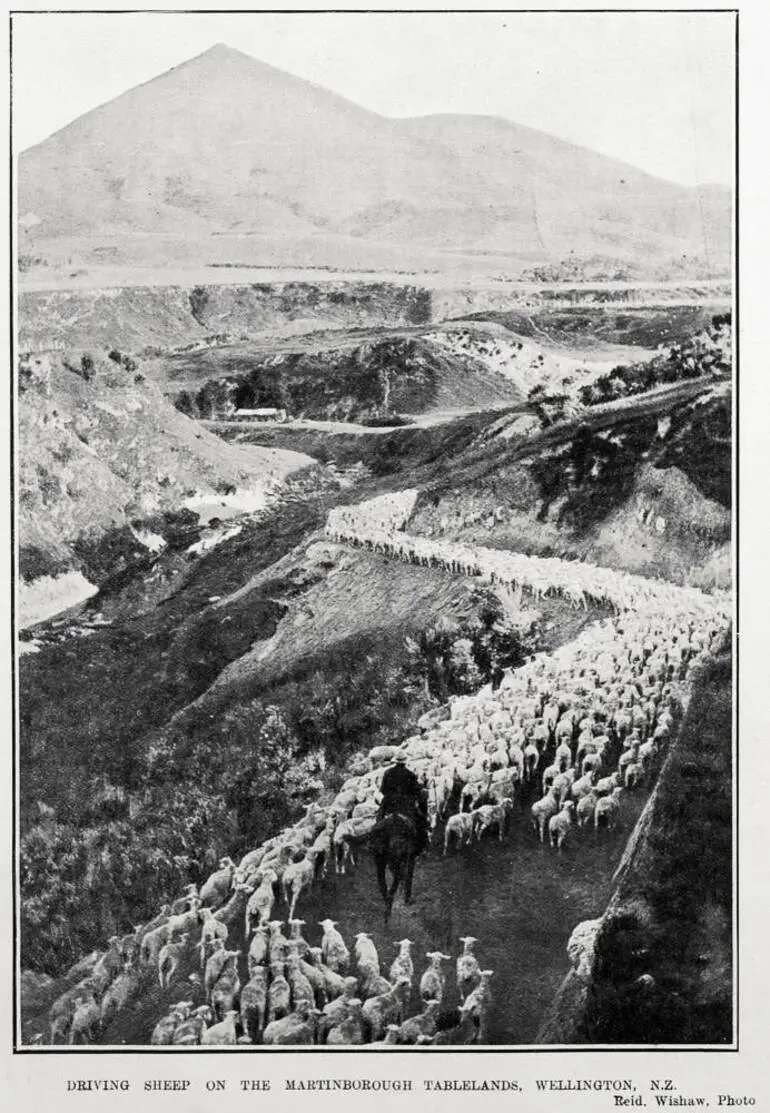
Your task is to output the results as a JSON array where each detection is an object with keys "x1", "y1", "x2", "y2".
[{"x1": 378, "y1": 751, "x2": 429, "y2": 854}]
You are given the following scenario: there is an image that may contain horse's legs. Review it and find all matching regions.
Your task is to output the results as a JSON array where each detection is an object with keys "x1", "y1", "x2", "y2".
[
  {"x1": 375, "y1": 856, "x2": 389, "y2": 906},
  {"x1": 404, "y1": 856, "x2": 416, "y2": 904}
]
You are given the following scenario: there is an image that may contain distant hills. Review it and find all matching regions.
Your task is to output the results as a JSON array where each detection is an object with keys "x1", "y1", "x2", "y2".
[{"x1": 18, "y1": 43, "x2": 731, "y2": 277}]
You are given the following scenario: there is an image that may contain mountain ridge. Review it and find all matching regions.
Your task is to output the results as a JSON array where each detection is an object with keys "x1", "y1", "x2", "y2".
[{"x1": 18, "y1": 43, "x2": 732, "y2": 276}]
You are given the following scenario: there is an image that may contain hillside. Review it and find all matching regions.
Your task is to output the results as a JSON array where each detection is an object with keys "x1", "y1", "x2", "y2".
[
  {"x1": 18, "y1": 44, "x2": 731, "y2": 278},
  {"x1": 17, "y1": 350, "x2": 311, "y2": 583}
]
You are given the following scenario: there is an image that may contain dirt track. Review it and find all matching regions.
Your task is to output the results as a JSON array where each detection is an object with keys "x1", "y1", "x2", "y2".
[{"x1": 93, "y1": 789, "x2": 645, "y2": 1048}]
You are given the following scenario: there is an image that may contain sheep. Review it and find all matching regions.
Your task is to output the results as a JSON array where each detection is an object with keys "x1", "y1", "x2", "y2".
[
  {"x1": 263, "y1": 1007, "x2": 320, "y2": 1045},
  {"x1": 551, "y1": 769, "x2": 576, "y2": 807},
  {"x1": 318, "y1": 977, "x2": 359, "y2": 1042},
  {"x1": 151, "y1": 1002, "x2": 191, "y2": 1046},
  {"x1": 595, "y1": 786, "x2": 624, "y2": 831},
  {"x1": 264, "y1": 921, "x2": 289, "y2": 966},
  {"x1": 397, "y1": 1000, "x2": 441, "y2": 1044},
  {"x1": 472, "y1": 799, "x2": 513, "y2": 842},
  {"x1": 169, "y1": 883, "x2": 199, "y2": 916},
  {"x1": 282, "y1": 850, "x2": 319, "y2": 920},
  {"x1": 201, "y1": 1008, "x2": 239, "y2": 1045},
  {"x1": 68, "y1": 994, "x2": 102, "y2": 1045},
  {"x1": 140, "y1": 921, "x2": 170, "y2": 968},
  {"x1": 172, "y1": 1004, "x2": 213, "y2": 1046},
  {"x1": 199, "y1": 858, "x2": 237, "y2": 910},
  {"x1": 244, "y1": 869, "x2": 278, "y2": 935},
  {"x1": 320, "y1": 919, "x2": 350, "y2": 974},
  {"x1": 566, "y1": 918, "x2": 602, "y2": 980},
  {"x1": 548, "y1": 801, "x2": 575, "y2": 851},
  {"x1": 326, "y1": 999, "x2": 366, "y2": 1045},
  {"x1": 429, "y1": 1004, "x2": 478, "y2": 1045},
  {"x1": 420, "y1": 952, "x2": 452, "y2": 1005},
  {"x1": 531, "y1": 788, "x2": 560, "y2": 842},
  {"x1": 571, "y1": 770, "x2": 597, "y2": 801},
  {"x1": 362, "y1": 977, "x2": 411, "y2": 1041},
  {"x1": 389, "y1": 939, "x2": 414, "y2": 986},
  {"x1": 354, "y1": 932, "x2": 380, "y2": 975},
  {"x1": 212, "y1": 882, "x2": 254, "y2": 932},
  {"x1": 576, "y1": 791, "x2": 598, "y2": 828},
  {"x1": 456, "y1": 936, "x2": 481, "y2": 1001},
  {"x1": 594, "y1": 771, "x2": 621, "y2": 797},
  {"x1": 158, "y1": 933, "x2": 190, "y2": 991},
  {"x1": 333, "y1": 816, "x2": 375, "y2": 874},
  {"x1": 204, "y1": 943, "x2": 238, "y2": 1002},
  {"x1": 239, "y1": 968, "x2": 268, "y2": 1042},
  {"x1": 166, "y1": 897, "x2": 203, "y2": 941},
  {"x1": 309, "y1": 948, "x2": 348, "y2": 1002},
  {"x1": 286, "y1": 954, "x2": 316, "y2": 1013},
  {"x1": 461, "y1": 969, "x2": 494, "y2": 1042},
  {"x1": 624, "y1": 762, "x2": 644, "y2": 790},
  {"x1": 99, "y1": 961, "x2": 139, "y2": 1029},
  {"x1": 443, "y1": 812, "x2": 474, "y2": 854},
  {"x1": 210, "y1": 953, "x2": 241, "y2": 1023},
  {"x1": 368, "y1": 1023, "x2": 402, "y2": 1048},
  {"x1": 287, "y1": 918, "x2": 312, "y2": 959},
  {"x1": 267, "y1": 962, "x2": 291, "y2": 1024},
  {"x1": 247, "y1": 924, "x2": 270, "y2": 974},
  {"x1": 198, "y1": 908, "x2": 229, "y2": 968}
]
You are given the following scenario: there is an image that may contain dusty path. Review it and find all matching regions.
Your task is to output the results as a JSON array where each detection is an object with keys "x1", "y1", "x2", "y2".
[{"x1": 95, "y1": 789, "x2": 645, "y2": 1047}]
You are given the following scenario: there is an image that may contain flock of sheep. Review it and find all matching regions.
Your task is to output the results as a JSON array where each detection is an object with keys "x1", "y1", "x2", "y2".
[{"x1": 42, "y1": 490, "x2": 729, "y2": 1047}]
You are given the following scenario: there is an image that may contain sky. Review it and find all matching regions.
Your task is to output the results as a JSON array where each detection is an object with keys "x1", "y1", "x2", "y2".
[{"x1": 11, "y1": 11, "x2": 735, "y2": 187}]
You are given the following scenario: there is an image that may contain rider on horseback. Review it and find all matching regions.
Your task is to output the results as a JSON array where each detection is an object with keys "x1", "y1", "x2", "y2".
[{"x1": 377, "y1": 752, "x2": 430, "y2": 855}]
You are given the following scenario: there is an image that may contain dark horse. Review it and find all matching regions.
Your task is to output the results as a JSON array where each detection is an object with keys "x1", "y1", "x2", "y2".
[{"x1": 369, "y1": 812, "x2": 421, "y2": 921}]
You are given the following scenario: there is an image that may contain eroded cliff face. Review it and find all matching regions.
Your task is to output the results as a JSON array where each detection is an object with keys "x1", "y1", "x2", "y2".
[
  {"x1": 18, "y1": 281, "x2": 432, "y2": 352},
  {"x1": 17, "y1": 351, "x2": 311, "y2": 585}
]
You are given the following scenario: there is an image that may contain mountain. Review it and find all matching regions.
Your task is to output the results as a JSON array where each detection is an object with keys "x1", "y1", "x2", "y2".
[{"x1": 18, "y1": 43, "x2": 731, "y2": 276}]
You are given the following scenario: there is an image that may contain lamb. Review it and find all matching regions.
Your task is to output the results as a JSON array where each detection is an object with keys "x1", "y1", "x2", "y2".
[
  {"x1": 282, "y1": 850, "x2": 319, "y2": 920},
  {"x1": 420, "y1": 952, "x2": 452, "y2": 1005},
  {"x1": 200, "y1": 1008, "x2": 239, "y2": 1046},
  {"x1": 548, "y1": 801, "x2": 575, "y2": 851},
  {"x1": 362, "y1": 977, "x2": 411, "y2": 1041},
  {"x1": 594, "y1": 786, "x2": 624, "y2": 831},
  {"x1": 199, "y1": 858, "x2": 236, "y2": 910},
  {"x1": 158, "y1": 933, "x2": 190, "y2": 991},
  {"x1": 239, "y1": 968, "x2": 268, "y2": 1042},
  {"x1": 456, "y1": 936, "x2": 481, "y2": 1001},
  {"x1": 320, "y1": 919, "x2": 350, "y2": 974},
  {"x1": 531, "y1": 788, "x2": 560, "y2": 842},
  {"x1": 244, "y1": 869, "x2": 278, "y2": 935},
  {"x1": 443, "y1": 812, "x2": 474, "y2": 854},
  {"x1": 389, "y1": 939, "x2": 414, "y2": 986}
]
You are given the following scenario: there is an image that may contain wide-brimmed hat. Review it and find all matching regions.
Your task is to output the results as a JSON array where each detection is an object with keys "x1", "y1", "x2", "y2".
[{"x1": 394, "y1": 753, "x2": 407, "y2": 763}]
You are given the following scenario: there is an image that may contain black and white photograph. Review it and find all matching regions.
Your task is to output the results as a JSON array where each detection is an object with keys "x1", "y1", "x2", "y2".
[{"x1": 11, "y1": 9, "x2": 736, "y2": 1052}]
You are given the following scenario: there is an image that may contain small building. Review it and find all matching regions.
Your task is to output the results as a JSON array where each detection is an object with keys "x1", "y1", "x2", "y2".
[{"x1": 233, "y1": 407, "x2": 288, "y2": 423}]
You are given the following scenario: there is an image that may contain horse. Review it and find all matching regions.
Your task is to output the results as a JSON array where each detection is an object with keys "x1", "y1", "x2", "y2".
[{"x1": 369, "y1": 812, "x2": 421, "y2": 922}]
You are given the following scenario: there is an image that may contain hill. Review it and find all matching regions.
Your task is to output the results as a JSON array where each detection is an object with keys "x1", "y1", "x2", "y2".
[
  {"x1": 17, "y1": 350, "x2": 311, "y2": 584},
  {"x1": 18, "y1": 44, "x2": 731, "y2": 278}
]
